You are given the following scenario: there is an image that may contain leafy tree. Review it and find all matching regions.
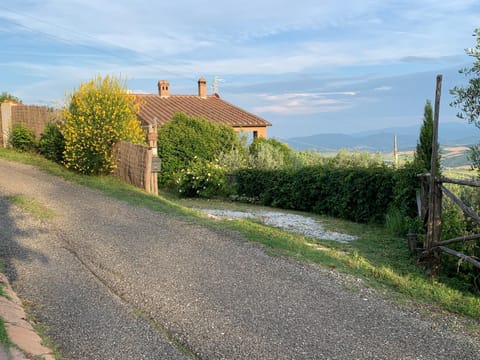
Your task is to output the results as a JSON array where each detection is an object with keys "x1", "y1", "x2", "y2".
[
  {"x1": 413, "y1": 100, "x2": 440, "y2": 174},
  {"x1": 0, "y1": 92, "x2": 22, "y2": 103},
  {"x1": 62, "y1": 75, "x2": 145, "y2": 175},
  {"x1": 157, "y1": 112, "x2": 240, "y2": 186},
  {"x1": 450, "y1": 28, "x2": 480, "y2": 170}
]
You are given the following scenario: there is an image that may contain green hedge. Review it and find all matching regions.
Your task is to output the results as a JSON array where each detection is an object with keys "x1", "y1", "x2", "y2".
[{"x1": 234, "y1": 165, "x2": 416, "y2": 224}]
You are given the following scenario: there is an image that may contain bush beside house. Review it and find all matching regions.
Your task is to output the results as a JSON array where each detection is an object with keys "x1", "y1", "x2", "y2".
[
  {"x1": 157, "y1": 112, "x2": 240, "y2": 186},
  {"x1": 62, "y1": 75, "x2": 145, "y2": 175}
]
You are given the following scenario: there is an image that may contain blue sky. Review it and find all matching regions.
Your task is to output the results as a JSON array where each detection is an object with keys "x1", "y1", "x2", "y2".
[{"x1": 1, "y1": 1, "x2": 479, "y2": 139}]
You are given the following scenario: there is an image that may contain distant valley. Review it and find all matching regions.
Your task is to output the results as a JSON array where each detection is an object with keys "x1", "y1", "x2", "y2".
[{"x1": 284, "y1": 122, "x2": 479, "y2": 152}]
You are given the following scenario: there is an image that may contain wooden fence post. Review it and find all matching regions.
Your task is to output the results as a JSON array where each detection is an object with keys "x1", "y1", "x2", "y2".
[
  {"x1": 1, "y1": 102, "x2": 16, "y2": 148},
  {"x1": 425, "y1": 74, "x2": 442, "y2": 275},
  {"x1": 147, "y1": 121, "x2": 159, "y2": 196}
]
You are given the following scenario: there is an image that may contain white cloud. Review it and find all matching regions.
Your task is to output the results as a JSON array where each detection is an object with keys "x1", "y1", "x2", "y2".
[
  {"x1": 253, "y1": 92, "x2": 356, "y2": 115},
  {"x1": 2, "y1": 0, "x2": 477, "y2": 77},
  {"x1": 374, "y1": 86, "x2": 392, "y2": 91}
]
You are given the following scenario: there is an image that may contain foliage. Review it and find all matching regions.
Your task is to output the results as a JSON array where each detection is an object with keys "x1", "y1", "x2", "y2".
[
  {"x1": 0, "y1": 316, "x2": 10, "y2": 350},
  {"x1": 38, "y1": 122, "x2": 65, "y2": 163},
  {"x1": 234, "y1": 165, "x2": 396, "y2": 224},
  {"x1": 450, "y1": 28, "x2": 480, "y2": 170},
  {"x1": 248, "y1": 138, "x2": 294, "y2": 169},
  {"x1": 391, "y1": 161, "x2": 424, "y2": 220},
  {"x1": 329, "y1": 149, "x2": 383, "y2": 168},
  {"x1": 8, "y1": 123, "x2": 36, "y2": 152},
  {"x1": 385, "y1": 207, "x2": 408, "y2": 236},
  {"x1": 0, "y1": 91, "x2": 21, "y2": 104},
  {"x1": 220, "y1": 138, "x2": 310, "y2": 172},
  {"x1": 157, "y1": 112, "x2": 240, "y2": 185},
  {"x1": 291, "y1": 150, "x2": 328, "y2": 168},
  {"x1": 439, "y1": 182, "x2": 480, "y2": 292},
  {"x1": 62, "y1": 75, "x2": 145, "y2": 175},
  {"x1": 218, "y1": 148, "x2": 249, "y2": 172},
  {"x1": 468, "y1": 143, "x2": 480, "y2": 170},
  {"x1": 175, "y1": 158, "x2": 228, "y2": 198},
  {"x1": 413, "y1": 100, "x2": 440, "y2": 174}
]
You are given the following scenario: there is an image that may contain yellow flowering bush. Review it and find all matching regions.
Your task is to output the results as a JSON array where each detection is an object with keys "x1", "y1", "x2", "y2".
[{"x1": 62, "y1": 75, "x2": 145, "y2": 174}]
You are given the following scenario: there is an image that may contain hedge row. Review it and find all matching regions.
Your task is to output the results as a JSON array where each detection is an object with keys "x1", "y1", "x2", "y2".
[{"x1": 234, "y1": 164, "x2": 419, "y2": 224}]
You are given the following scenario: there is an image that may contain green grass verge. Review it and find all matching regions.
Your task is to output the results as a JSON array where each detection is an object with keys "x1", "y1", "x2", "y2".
[
  {"x1": 21, "y1": 301, "x2": 66, "y2": 360},
  {"x1": 1, "y1": 148, "x2": 479, "y2": 320},
  {"x1": 0, "y1": 316, "x2": 10, "y2": 352},
  {"x1": 30, "y1": 322, "x2": 67, "y2": 360},
  {"x1": 0, "y1": 261, "x2": 6, "y2": 298},
  {"x1": 6, "y1": 194, "x2": 55, "y2": 221}
]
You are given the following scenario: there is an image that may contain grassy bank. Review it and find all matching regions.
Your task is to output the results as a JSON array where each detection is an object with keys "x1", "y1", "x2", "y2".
[{"x1": 1, "y1": 148, "x2": 479, "y2": 321}]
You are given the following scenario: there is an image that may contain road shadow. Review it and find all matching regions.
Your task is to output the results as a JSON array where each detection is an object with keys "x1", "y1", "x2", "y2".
[{"x1": 0, "y1": 195, "x2": 49, "y2": 282}]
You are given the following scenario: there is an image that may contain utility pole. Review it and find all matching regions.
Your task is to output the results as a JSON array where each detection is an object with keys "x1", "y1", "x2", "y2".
[{"x1": 393, "y1": 134, "x2": 398, "y2": 167}]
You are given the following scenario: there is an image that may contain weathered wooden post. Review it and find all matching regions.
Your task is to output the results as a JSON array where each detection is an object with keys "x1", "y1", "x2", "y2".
[
  {"x1": 1, "y1": 101, "x2": 17, "y2": 148},
  {"x1": 148, "y1": 117, "x2": 159, "y2": 196},
  {"x1": 425, "y1": 74, "x2": 443, "y2": 275}
]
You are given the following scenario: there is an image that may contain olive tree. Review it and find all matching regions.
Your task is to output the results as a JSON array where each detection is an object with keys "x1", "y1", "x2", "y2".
[{"x1": 450, "y1": 28, "x2": 480, "y2": 170}]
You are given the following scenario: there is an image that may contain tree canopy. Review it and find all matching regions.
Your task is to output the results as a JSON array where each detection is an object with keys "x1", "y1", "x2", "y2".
[
  {"x1": 450, "y1": 28, "x2": 480, "y2": 170},
  {"x1": 0, "y1": 92, "x2": 22, "y2": 103},
  {"x1": 414, "y1": 100, "x2": 440, "y2": 174}
]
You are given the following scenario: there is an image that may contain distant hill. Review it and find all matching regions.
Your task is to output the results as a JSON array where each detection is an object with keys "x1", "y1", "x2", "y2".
[{"x1": 285, "y1": 122, "x2": 479, "y2": 152}]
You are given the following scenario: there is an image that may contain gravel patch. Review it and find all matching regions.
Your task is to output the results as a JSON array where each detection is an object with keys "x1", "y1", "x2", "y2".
[
  {"x1": 198, "y1": 209, "x2": 358, "y2": 242},
  {"x1": 0, "y1": 158, "x2": 479, "y2": 360}
]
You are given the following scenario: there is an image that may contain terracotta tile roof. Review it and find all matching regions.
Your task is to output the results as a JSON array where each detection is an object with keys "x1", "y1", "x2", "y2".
[{"x1": 136, "y1": 94, "x2": 271, "y2": 128}]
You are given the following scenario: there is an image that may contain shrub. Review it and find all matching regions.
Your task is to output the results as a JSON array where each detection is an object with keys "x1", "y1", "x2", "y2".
[
  {"x1": 291, "y1": 150, "x2": 328, "y2": 168},
  {"x1": 38, "y1": 122, "x2": 65, "y2": 163},
  {"x1": 175, "y1": 158, "x2": 228, "y2": 198},
  {"x1": 218, "y1": 148, "x2": 249, "y2": 172},
  {"x1": 391, "y1": 161, "x2": 424, "y2": 219},
  {"x1": 248, "y1": 138, "x2": 294, "y2": 169},
  {"x1": 8, "y1": 124, "x2": 36, "y2": 152},
  {"x1": 62, "y1": 75, "x2": 145, "y2": 175},
  {"x1": 329, "y1": 149, "x2": 384, "y2": 168},
  {"x1": 157, "y1": 113, "x2": 240, "y2": 186},
  {"x1": 234, "y1": 165, "x2": 396, "y2": 224}
]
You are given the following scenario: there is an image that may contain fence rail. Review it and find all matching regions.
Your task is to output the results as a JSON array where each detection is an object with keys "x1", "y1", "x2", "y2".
[{"x1": 419, "y1": 173, "x2": 480, "y2": 272}]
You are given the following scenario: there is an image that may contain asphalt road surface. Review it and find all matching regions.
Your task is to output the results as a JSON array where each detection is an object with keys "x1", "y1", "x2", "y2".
[{"x1": 0, "y1": 158, "x2": 479, "y2": 359}]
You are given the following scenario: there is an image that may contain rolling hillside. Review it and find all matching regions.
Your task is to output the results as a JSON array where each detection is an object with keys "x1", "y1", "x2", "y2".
[{"x1": 285, "y1": 122, "x2": 478, "y2": 152}]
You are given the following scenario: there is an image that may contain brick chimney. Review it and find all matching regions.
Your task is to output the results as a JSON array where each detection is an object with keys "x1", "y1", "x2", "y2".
[
  {"x1": 198, "y1": 77, "x2": 207, "y2": 98},
  {"x1": 158, "y1": 80, "x2": 170, "y2": 97}
]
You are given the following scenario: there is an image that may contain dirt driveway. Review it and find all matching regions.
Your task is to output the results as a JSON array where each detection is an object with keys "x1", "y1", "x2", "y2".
[{"x1": 0, "y1": 158, "x2": 479, "y2": 359}]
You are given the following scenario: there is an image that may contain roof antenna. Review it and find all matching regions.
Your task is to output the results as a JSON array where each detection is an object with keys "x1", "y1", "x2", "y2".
[{"x1": 212, "y1": 76, "x2": 225, "y2": 94}]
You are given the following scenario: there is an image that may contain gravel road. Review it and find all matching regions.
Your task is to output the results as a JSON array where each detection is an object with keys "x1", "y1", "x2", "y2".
[{"x1": 0, "y1": 158, "x2": 479, "y2": 359}]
